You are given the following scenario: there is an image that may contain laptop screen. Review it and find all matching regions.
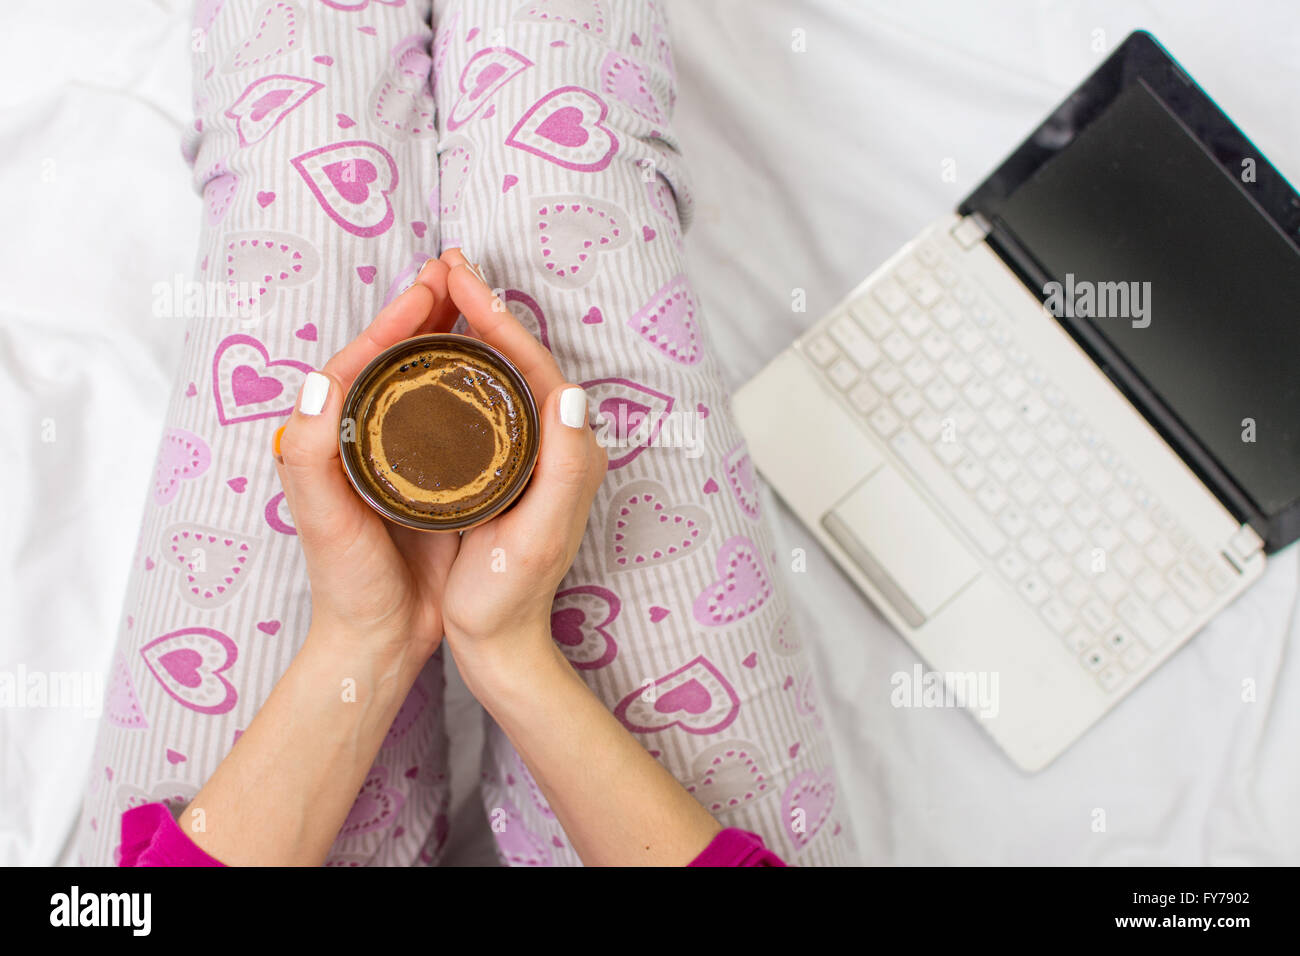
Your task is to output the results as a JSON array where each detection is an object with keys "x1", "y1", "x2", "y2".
[{"x1": 962, "y1": 32, "x2": 1300, "y2": 548}]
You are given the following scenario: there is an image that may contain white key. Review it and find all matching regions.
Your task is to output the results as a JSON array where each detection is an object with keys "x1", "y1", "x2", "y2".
[
  {"x1": 989, "y1": 454, "x2": 1020, "y2": 485},
  {"x1": 1041, "y1": 419, "x2": 1070, "y2": 449},
  {"x1": 976, "y1": 482, "x2": 1008, "y2": 515},
  {"x1": 967, "y1": 427, "x2": 997, "y2": 459},
  {"x1": 1168, "y1": 563, "x2": 1212, "y2": 612},
  {"x1": 1029, "y1": 450, "x2": 1059, "y2": 480},
  {"x1": 1105, "y1": 628, "x2": 1136, "y2": 655},
  {"x1": 932, "y1": 299, "x2": 963, "y2": 330},
  {"x1": 1091, "y1": 519, "x2": 1123, "y2": 552},
  {"x1": 869, "y1": 406, "x2": 902, "y2": 438},
  {"x1": 882, "y1": 330, "x2": 914, "y2": 362},
  {"x1": 1016, "y1": 396, "x2": 1049, "y2": 425},
  {"x1": 1031, "y1": 498, "x2": 1063, "y2": 530},
  {"x1": 998, "y1": 375, "x2": 1027, "y2": 402},
  {"x1": 1018, "y1": 573, "x2": 1049, "y2": 606},
  {"x1": 899, "y1": 308, "x2": 931, "y2": 338},
  {"x1": 924, "y1": 379, "x2": 956, "y2": 411},
  {"x1": 1062, "y1": 628, "x2": 1092, "y2": 654},
  {"x1": 1043, "y1": 384, "x2": 1066, "y2": 408},
  {"x1": 934, "y1": 440, "x2": 964, "y2": 465},
  {"x1": 871, "y1": 364, "x2": 904, "y2": 395},
  {"x1": 955, "y1": 325, "x2": 984, "y2": 353},
  {"x1": 940, "y1": 355, "x2": 973, "y2": 386},
  {"x1": 888, "y1": 430, "x2": 1007, "y2": 556},
  {"x1": 1068, "y1": 498, "x2": 1100, "y2": 529},
  {"x1": 1117, "y1": 596, "x2": 1168, "y2": 649},
  {"x1": 1155, "y1": 593, "x2": 1191, "y2": 632},
  {"x1": 913, "y1": 410, "x2": 943, "y2": 442},
  {"x1": 1121, "y1": 643, "x2": 1149, "y2": 671},
  {"x1": 935, "y1": 263, "x2": 959, "y2": 287},
  {"x1": 903, "y1": 355, "x2": 935, "y2": 387},
  {"x1": 906, "y1": 273, "x2": 944, "y2": 308},
  {"x1": 997, "y1": 549, "x2": 1027, "y2": 582},
  {"x1": 850, "y1": 301, "x2": 893, "y2": 339},
  {"x1": 1010, "y1": 476, "x2": 1041, "y2": 505},
  {"x1": 1063, "y1": 577, "x2": 1091, "y2": 607},
  {"x1": 998, "y1": 507, "x2": 1029, "y2": 538},
  {"x1": 975, "y1": 349, "x2": 1005, "y2": 377},
  {"x1": 1042, "y1": 556, "x2": 1071, "y2": 585},
  {"x1": 1061, "y1": 442, "x2": 1090, "y2": 473},
  {"x1": 1021, "y1": 533, "x2": 1050, "y2": 562},
  {"x1": 1207, "y1": 567, "x2": 1232, "y2": 593},
  {"x1": 873, "y1": 277, "x2": 909, "y2": 314},
  {"x1": 1095, "y1": 571, "x2": 1127, "y2": 603},
  {"x1": 829, "y1": 315, "x2": 882, "y2": 370},
  {"x1": 955, "y1": 457, "x2": 985, "y2": 490},
  {"x1": 962, "y1": 379, "x2": 994, "y2": 409},
  {"x1": 1051, "y1": 522, "x2": 1084, "y2": 555},
  {"x1": 1006, "y1": 428, "x2": 1035, "y2": 457},
  {"x1": 1080, "y1": 647, "x2": 1109, "y2": 673},
  {"x1": 952, "y1": 282, "x2": 977, "y2": 305},
  {"x1": 1113, "y1": 544, "x2": 1142, "y2": 576},
  {"x1": 920, "y1": 330, "x2": 952, "y2": 361},
  {"x1": 828, "y1": 358, "x2": 859, "y2": 390},
  {"x1": 915, "y1": 242, "x2": 940, "y2": 267},
  {"x1": 1041, "y1": 598, "x2": 1073, "y2": 633},
  {"x1": 1005, "y1": 344, "x2": 1029, "y2": 365},
  {"x1": 1145, "y1": 536, "x2": 1177, "y2": 570},
  {"x1": 895, "y1": 256, "x2": 923, "y2": 282},
  {"x1": 985, "y1": 402, "x2": 1015, "y2": 432},
  {"x1": 1081, "y1": 600, "x2": 1112, "y2": 633},
  {"x1": 1097, "y1": 665, "x2": 1125, "y2": 691},
  {"x1": 1083, "y1": 465, "x2": 1112, "y2": 496},
  {"x1": 1049, "y1": 475, "x2": 1080, "y2": 505},
  {"x1": 1103, "y1": 490, "x2": 1133, "y2": 520},
  {"x1": 892, "y1": 387, "x2": 924, "y2": 419},
  {"x1": 847, "y1": 382, "x2": 881, "y2": 415},
  {"x1": 805, "y1": 334, "x2": 838, "y2": 366},
  {"x1": 1134, "y1": 569, "x2": 1165, "y2": 603},
  {"x1": 1123, "y1": 513, "x2": 1156, "y2": 546}
]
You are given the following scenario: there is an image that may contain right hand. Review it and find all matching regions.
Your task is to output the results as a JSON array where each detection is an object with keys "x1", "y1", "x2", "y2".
[{"x1": 435, "y1": 249, "x2": 608, "y2": 664}]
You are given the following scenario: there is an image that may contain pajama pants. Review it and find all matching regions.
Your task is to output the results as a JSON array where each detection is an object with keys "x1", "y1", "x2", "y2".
[{"x1": 75, "y1": 0, "x2": 852, "y2": 867}]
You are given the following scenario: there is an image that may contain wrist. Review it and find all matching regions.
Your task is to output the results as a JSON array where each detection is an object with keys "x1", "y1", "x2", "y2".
[
  {"x1": 448, "y1": 622, "x2": 569, "y2": 706},
  {"x1": 301, "y1": 620, "x2": 427, "y2": 701}
]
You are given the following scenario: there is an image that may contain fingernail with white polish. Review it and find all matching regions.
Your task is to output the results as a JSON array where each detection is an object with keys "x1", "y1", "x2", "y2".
[
  {"x1": 559, "y1": 386, "x2": 587, "y2": 429},
  {"x1": 467, "y1": 260, "x2": 489, "y2": 287},
  {"x1": 299, "y1": 372, "x2": 330, "y2": 416}
]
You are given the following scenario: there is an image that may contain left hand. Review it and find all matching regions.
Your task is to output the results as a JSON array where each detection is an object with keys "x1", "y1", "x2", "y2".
[{"x1": 273, "y1": 258, "x2": 462, "y2": 671}]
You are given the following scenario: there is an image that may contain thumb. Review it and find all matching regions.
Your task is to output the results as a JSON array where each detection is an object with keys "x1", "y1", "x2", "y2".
[
  {"x1": 274, "y1": 370, "x2": 368, "y2": 548},
  {"x1": 507, "y1": 384, "x2": 604, "y2": 545}
]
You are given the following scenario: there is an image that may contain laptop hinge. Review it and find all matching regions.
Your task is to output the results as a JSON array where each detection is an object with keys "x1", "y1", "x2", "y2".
[
  {"x1": 1225, "y1": 524, "x2": 1265, "y2": 569},
  {"x1": 951, "y1": 213, "x2": 991, "y2": 249}
]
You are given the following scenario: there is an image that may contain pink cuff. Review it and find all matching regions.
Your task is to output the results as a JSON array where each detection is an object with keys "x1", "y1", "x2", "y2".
[
  {"x1": 688, "y1": 828, "x2": 787, "y2": 867},
  {"x1": 119, "y1": 802, "x2": 227, "y2": 867}
]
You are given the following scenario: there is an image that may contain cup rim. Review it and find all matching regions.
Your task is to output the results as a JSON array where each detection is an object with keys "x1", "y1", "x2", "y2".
[{"x1": 338, "y1": 333, "x2": 541, "y2": 533}]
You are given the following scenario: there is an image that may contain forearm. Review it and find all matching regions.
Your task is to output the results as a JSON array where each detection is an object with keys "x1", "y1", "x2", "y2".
[
  {"x1": 455, "y1": 632, "x2": 722, "y2": 866},
  {"x1": 181, "y1": 628, "x2": 424, "y2": 866}
]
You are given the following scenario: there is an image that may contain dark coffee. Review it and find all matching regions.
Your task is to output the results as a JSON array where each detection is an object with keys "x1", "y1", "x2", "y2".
[{"x1": 341, "y1": 335, "x2": 538, "y2": 530}]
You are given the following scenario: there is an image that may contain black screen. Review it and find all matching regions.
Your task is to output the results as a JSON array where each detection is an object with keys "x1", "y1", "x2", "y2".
[{"x1": 994, "y1": 80, "x2": 1300, "y2": 517}]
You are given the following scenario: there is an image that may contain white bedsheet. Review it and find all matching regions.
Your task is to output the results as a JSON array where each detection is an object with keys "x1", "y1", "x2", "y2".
[{"x1": 2, "y1": 0, "x2": 1296, "y2": 866}]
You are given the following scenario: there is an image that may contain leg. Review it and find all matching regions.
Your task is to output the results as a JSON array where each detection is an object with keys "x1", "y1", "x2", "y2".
[
  {"x1": 433, "y1": 0, "x2": 851, "y2": 864},
  {"x1": 77, "y1": 0, "x2": 451, "y2": 866}
]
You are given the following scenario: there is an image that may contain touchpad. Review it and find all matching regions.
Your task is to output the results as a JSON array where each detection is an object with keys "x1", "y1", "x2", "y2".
[{"x1": 821, "y1": 465, "x2": 980, "y2": 627}]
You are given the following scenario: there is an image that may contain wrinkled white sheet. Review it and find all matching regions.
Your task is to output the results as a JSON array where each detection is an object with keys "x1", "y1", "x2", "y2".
[{"x1": 1, "y1": 0, "x2": 1296, "y2": 866}]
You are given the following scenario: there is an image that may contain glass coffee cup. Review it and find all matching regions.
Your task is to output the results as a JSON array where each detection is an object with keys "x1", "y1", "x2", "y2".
[{"x1": 339, "y1": 333, "x2": 540, "y2": 532}]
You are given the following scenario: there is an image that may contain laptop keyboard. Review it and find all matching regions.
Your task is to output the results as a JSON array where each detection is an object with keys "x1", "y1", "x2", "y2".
[{"x1": 800, "y1": 239, "x2": 1235, "y2": 694}]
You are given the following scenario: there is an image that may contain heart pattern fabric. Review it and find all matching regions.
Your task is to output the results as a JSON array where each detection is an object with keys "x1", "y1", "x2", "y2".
[
  {"x1": 723, "y1": 443, "x2": 762, "y2": 520},
  {"x1": 693, "y1": 535, "x2": 773, "y2": 627},
  {"x1": 581, "y1": 377, "x2": 674, "y2": 469},
  {"x1": 140, "y1": 627, "x2": 239, "y2": 715},
  {"x1": 225, "y1": 74, "x2": 322, "y2": 147},
  {"x1": 212, "y1": 333, "x2": 314, "y2": 426},
  {"x1": 606, "y1": 478, "x2": 711, "y2": 572},
  {"x1": 160, "y1": 523, "x2": 259, "y2": 609},
  {"x1": 550, "y1": 585, "x2": 620, "y2": 670},
  {"x1": 506, "y1": 86, "x2": 619, "y2": 172},
  {"x1": 530, "y1": 195, "x2": 629, "y2": 287},
  {"x1": 152, "y1": 429, "x2": 211, "y2": 506},
  {"x1": 291, "y1": 141, "x2": 399, "y2": 237},
  {"x1": 627, "y1": 274, "x2": 701, "y2": 365},
  {"x1": 369, "y1": 36, "x2": 437, "y2": 138},
  {"x1": 447, "y1": 47, "x2": 532, "y2": 130},
  {"x1": 600, "y1": 51, "x2": 665, "y2": 125},
  {"x1": 223, "y1": 0, "x2": 301, "y2": 73},
  {"x1": 684, "y1": 739, "x2": 773, "y2": 813},
  {"x1": 222, "y1": 231, "x2": 320, "y2": 317},
  {"x1": 514, "y1": 0, "x2": 607, "y2": 35},
  {"x1": 105, "y1": 654, "x2": 149, "y2": 730},
  {"x1": 339, "y1": 766, "x2": 405, "y2": 837},
  {"x1": 781, "y1": 769, "x2": 835, "y2": 849},
  {"x1": 614, "y1": 655, "x2": 740, "y2": 735}
]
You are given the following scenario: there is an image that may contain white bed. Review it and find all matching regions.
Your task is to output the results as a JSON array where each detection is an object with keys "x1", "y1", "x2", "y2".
[{"x1": 2, "y1": 0, "x2": 1296, "y2": 866}]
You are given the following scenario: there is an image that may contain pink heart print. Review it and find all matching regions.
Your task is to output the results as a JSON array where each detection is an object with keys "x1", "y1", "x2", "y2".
[
  {"x1": 516, "y1": 0, "x2": 607, "y2": 35},
  {"x1": 724, "y1": 443, "x2": 762, "y2": 520},
  {"x1": 581, "y1": 377, "x2": 674, "y2": 469},
  {"x1": 614, "y1": 655, "x2": 740, "y2": 735},
  {"x1": 781, "y1": 769, "x2": 835, "y2": 849},
  {"x1": 438, "y1": 138, "x2": 473, "y2": 220},
  {"x1": 369, "y1": 35, "x2": 437, "y2": 136},
  {"x1": 160, "y1": 523, "x2": 260, "y2": 609},
  {"x1": 506, "y1": 86, "x2": 619, "y2": 172},
  {"x1": 550, "y1": 585, "x2": 620, "y2": 670},
  {"x1": 152, "y1": 428, "x2": 211, "y2": 506},
  {"x1": 225, "y1": 74, "x2": 323, "y2": 147},
  {"x1": 222, "y1": 230, "x2": 320, "y2": 315},
  {"x1": 212, "y1": 333, "x2": 314, "y2": 425},
  {"x1": 223, "y1": 1, "x2": 300, "y2": 73},
  {"x1": 531, "y1": 195, "x2": 630, "y2": 288},
  {"x1": 339, "y1": 766, "x2": 405, "y2": 837},
  {"x1": 605, "y1": 478, "x2": 712, "y2": 572},
  {"x1": 684, "y1": 739, "x2": 773, "y2": 813},
  {"x1": 491, "y1": 799, "x2": 553, "y2": 866},
  {"x1": 291, "y1": 141, "x2": 399, "y2": 237},
  {"x1": 139, "y1": 627, "x2": 239, "y2": 715},
  {"x1": 769, "y1": 613, "x2": 802, "y2": 656},
  {"x1": 203, "y1": 167, "x2": 238, "y2": 226},
  {"x1": 693, "y1": 535, "x2": 773, "y2": 627},
  {"x1": 600, "y1": 51, "x2": 666, "y2": 125},
  {"x1": 447, "y1": 46, "x2": 532, "y2": 130},
  {"x1": 105, "y1": 654, "x2": 149, "y2": 730},
  {"x1": 627, "y1": 274, "x2": 702, "y2": 365}
]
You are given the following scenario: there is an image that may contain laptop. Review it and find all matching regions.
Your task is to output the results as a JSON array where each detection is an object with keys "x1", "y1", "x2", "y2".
[{"x1": 732, "y1": 31, "x2": 1300, "y2": 772}]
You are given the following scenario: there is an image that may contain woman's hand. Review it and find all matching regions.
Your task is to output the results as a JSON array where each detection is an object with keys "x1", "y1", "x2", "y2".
[
  {"x1": 435, "y1": 248, "x2": 608, "y2": 668},
  {"x1": 273, "y1": 258, "x2": 462, "y2": 672}
]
